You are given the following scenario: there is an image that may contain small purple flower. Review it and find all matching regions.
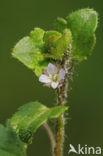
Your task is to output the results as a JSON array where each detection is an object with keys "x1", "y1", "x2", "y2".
[{"x1": 39, "y1": 63, "x2": 66, "y2": 89}]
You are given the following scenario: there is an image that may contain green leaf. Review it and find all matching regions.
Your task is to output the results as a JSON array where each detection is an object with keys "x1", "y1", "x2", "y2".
[
  {"x1": 12, "y1": 28, "x2": 48, "y2": 77},
  {"x1": 30, "y1": 28, "x2": 45, "y2": 45},
  {"x1": 52, "y1": 29, "x2": 72, "y2": 59},
  {"x1": 44, "y1": 29, "x2": 72, "y2": 59},
  {"x1": 67, "y1": 8, "x2": 98, "y2": 61},
  {"x1": 0, "y1": 149, "x2": 15, "y2": 156},
  {"x1": 10, "y1": 101, "x2": 68, "y2": 144},
  {"x1": 0, "y1": 124, "x2": 26, "y2": 156},
  {"x1": 43, "y1": 31, "x2": 62, "y2": 45},
  {"x1": 55, "y1": 17, "x2": 67, "y2": 33}
]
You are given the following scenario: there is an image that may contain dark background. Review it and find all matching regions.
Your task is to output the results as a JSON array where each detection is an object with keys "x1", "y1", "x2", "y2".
[{"x1": 0, "y1": 0, "x2": 103, "y2": 156}]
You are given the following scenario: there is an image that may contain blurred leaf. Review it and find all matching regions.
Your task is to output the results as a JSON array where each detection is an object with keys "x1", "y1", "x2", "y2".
[
  {"x1": 0, "y1": 124, "x2": 26, "y2": 156},
  {"x1": 55, "y1": 17, "x2": 67, "y2": 33},
  {"x1": 67, "y1": 8, "x2": 98, "y2": 61},
  {"x1": 0, "y1": 150, "x2": 14, "y2": 156},
  {"x1": 12, "y1": 28, "x2": 48, "y2": 77},
  {"x1": 10, "y1": 101, "x2": 68, "y2": 144}
]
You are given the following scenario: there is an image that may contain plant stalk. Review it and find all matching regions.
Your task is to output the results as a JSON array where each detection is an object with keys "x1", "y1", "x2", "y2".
[{"x1": 55, "y1": 46, "x2": 72, "y2": 156}]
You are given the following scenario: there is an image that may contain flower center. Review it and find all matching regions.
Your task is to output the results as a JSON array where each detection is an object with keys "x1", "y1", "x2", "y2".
[{"x1": 49, "y1": 74, "x2": 58, "y2": 82}]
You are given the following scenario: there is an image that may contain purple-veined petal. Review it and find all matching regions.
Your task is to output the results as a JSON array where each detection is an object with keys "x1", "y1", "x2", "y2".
[
  {"x1": 51, "y1": 82, "x2": 59, "y2": 89},
  {"x1": 59, "y1": 69, "x2": 66, "y2": 81},
  {"x1": 39, "y1": 75, "x2": 51, "y2": 83},
  {"x1": 47, "y1": 63, "x2": 58, "y2": 74}
]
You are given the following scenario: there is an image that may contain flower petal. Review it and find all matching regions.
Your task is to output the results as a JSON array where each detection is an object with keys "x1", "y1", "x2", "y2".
[
  {"x1": 39, "y1": 75, "x2": 51, "y2": 83},
  {"x1": 59, "y1": 69, "x2": 66, "y2": 81},
  {"x1": 47, "y1": 63, "x2": 58, "y2": 74},
  {"x1": 51, "y1": 82, "x2": 59, "y2": 89},
  {"x1": 44, "y1": 83, "x2": 51, "y2": 87}
]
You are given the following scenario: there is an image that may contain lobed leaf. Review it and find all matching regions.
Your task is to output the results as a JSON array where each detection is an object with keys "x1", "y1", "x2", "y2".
[
  {"x1": 12, "y1": 8, "x2": 98, "y2": 76},
  {"x1": 51, "y1": 29, "x2": 72, "y2": 59},
  {"x1": 30, "y1": 28, "x2": 45, "y2": 45},
  {"x1": 10, "y1": 101, "x2": 68, "y2": 144},
  {"x1": 0, "y1": 124, "x2": 26, "y2": 156},
  {"x1": 67, "y1": 8, "x2": 98, "y2": 61},
  {"x1": 43, "y1": 31, "x2": 62, "y2": 45},
  {"x1": 55, "y1": 17, "x2": 67, "y2": 33},
  {"x1": 44, "y1": 29, "x2": 72, "y2": 59},
  {"x1": 12, "y1": 28, "x2": 48, "y2": 77}
]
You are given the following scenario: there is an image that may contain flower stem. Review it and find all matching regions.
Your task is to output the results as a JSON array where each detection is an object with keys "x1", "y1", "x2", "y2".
[
  {"x1": 43, "y1": 123, "x2": 56, "y2": 156},
  {"x1": 55, "y1": 46, "x2": 72, "y2": 156}
]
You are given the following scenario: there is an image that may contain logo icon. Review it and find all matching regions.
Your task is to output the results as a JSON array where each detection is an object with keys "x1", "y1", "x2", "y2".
[
  {"x1": 68, "y1": 144, "x2": 78, "y2": 154},
  {"x1": 68, "y1": 144, "x2": 101, "y2": 155}
]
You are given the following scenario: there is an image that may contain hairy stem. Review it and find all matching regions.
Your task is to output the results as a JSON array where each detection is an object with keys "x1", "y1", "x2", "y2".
[
  {"x1": 43, "y1": 123, "x2": 56, "y2": 156},
  {"x1": 55, "y1": 46, "x2": 72, "y2": 156}
]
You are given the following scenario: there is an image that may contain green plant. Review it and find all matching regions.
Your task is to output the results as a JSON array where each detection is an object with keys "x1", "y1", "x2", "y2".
[{"x1": 0, "y1": 8, "x2": 98, "y2": 156}]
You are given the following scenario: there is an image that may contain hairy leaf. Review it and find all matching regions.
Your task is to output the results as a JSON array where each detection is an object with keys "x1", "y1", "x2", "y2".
[
  {"x1": 44, "y1": 29, "x2": 72, "y2": 59},
  {"x1": 0, "y1": 124, "x2": 26, "y2": 156},
  {"x1": 67, "y1": 8, "x2": 98, "y2": 61},
  {"x1": 30, "y1": 28, "x2": 45, "y2": 45},
  {"x1": 43, "y1": 31, "x2": 62, "y2": 45},
  {"x1": 12, "y1": 28, "x2": 48, "y2": 77},
  {"x1": 10, "y1": 101, "x2": 68, "y2": 144},
  {"x1": 51, "y1": 29, "x2": 72, "y2": 59},
  {"x1": 55, "y1": 17, "x2": 67, "y2": 33}
]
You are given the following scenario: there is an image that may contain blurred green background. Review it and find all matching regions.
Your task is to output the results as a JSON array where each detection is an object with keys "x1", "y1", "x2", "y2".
[{"x1": 0, "y1": 0, "x2": 103, "y2": 155}]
